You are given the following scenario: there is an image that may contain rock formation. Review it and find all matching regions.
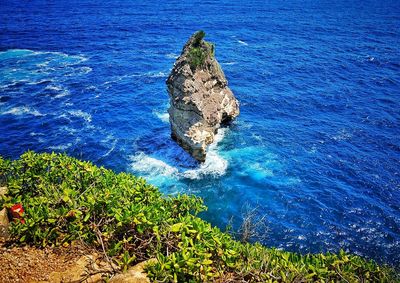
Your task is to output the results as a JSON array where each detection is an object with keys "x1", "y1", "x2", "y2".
[{"x1": 167, "y1": 31, "x2": 239, "y2": 162}]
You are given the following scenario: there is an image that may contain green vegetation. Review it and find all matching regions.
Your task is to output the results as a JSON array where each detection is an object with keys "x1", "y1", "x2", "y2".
[
  {"x1": 188, "y1": 30, "x2": 215, "y2": 70},
  {"x1": 188, "y1": 47, "x2": 208, "y2": 70},
  {"x1": 192, "y1": 30, "x2": 206, "y2": 47},
  {"x1": 0, "y1": 151, "x2": 397, "y2": 282}
]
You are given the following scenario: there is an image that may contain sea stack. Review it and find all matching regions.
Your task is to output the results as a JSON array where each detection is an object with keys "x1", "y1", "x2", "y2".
[{"x1": 167, "y1": 31, "x2": 239, "y2": 162}]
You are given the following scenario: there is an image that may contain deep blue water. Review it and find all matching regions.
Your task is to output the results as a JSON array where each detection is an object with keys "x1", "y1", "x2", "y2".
[{"x1": 1, "y1": 0, "x2": 399, "y2": 266}]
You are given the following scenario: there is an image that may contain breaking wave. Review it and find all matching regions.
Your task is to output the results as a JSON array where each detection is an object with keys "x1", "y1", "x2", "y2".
[
  {"x1": 130, "y1": 152, "x2": 178, "y2": 177},
  {"x1": 182, "y1": 129, "x2": 228, "y2": 179},
  {"x1": 129, "y1": 129, "x2": 229, "y2": 181}
]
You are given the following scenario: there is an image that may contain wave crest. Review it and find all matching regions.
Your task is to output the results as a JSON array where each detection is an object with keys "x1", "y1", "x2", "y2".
[{"x1": 2, "y1": 106, "x2": 44, "y2": 117}]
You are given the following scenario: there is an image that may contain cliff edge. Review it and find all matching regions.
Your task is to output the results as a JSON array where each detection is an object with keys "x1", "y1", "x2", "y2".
[{"x1": 167, "y1": 31, "x2": 239, "y2": 162}]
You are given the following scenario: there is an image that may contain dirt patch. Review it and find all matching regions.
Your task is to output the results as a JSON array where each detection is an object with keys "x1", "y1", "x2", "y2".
[{"x1": 0, "y1": 240, "x2": 97, "y2": 283}]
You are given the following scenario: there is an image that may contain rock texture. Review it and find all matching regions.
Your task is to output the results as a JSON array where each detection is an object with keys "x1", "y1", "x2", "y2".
[
  {"x1": 47, "y1": 255, "x2": 105, "y2": 283},
  {"x1": 0, "y1": 243, "x2": 99, "y2": 283},
  {"x1": 110, "y1": 259, "x2": 156, "y2": 283},
  {"x1": 167, "y1": 31, "x2": 239, "y2": 162}
]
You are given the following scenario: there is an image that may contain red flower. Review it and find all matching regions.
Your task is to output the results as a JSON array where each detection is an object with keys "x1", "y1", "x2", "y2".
[{"x1": 9, "y1": 203, "x2": 25, "y2": 224}]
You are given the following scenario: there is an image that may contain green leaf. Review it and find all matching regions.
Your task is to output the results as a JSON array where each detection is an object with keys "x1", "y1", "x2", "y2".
[
  {"x1": 171, "y1": 223, "x2": 183, "y2": 233},
  {"x1": 83, "y1": 213, "x2": 91, "y2": 222}
]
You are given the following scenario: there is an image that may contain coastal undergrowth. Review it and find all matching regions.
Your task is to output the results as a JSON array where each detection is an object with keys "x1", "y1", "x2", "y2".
[
  {"x1": 0, "y1": 151, "x2": 397, "y2": 282},
  {"x1": 188, "y1": 30, "x2": 215, "y2": 70}
]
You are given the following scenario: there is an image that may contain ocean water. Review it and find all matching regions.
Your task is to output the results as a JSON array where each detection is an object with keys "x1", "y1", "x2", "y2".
[{"x1": 1, "y1": 0, "x2": 399, "y2": 266}]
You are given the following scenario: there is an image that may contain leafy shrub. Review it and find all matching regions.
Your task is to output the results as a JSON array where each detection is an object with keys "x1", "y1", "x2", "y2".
[
  {"x1": 205, "y1": 41, "x2": 215, "y2": 57},
  {"x1": 193, "y1": 30, "x2": 206, "y2": 47},
  {"x1": 0, "y1": 151, "x2": 205, "y2": 262},
  {"x1": 188, "y1": 47, "x2": 208, "y2": 70},
  {"x1": 0, "y1": 151, "x2": 397, "y2": 282},
  {"x1": 187, "y1": 30, "x2": 215, "y2": 70}
]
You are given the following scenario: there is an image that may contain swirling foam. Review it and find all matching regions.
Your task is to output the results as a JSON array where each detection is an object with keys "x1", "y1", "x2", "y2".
[
  {"x1": 130, "y1": 152, "x2": 178, "y2": 177},
  {"x1": 129, "y1": 129, "x2": 229, "y2": 181}
]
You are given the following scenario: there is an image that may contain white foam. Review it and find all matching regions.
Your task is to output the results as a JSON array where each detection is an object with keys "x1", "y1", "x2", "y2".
[
  {"x1": 222, "y1": 62, "x2": 237, "y2": 65},
  {"x1": 182, "y1": 150, "x2": 228, "y2": 179},
  {"x1": 3, "y1": 49, "x2": 88, "y2": 66},
  {"x1": 166, "y1": 53, "x2": 179, "y2": 59},
  {"x1": 103, "y1": 141, "x2": 117, "y2": 157},
  {"x1": 36, "y1": 61, "x2": 49, "y2": 68},
  {"x1": 48, "y1": 143, "x2": 72, "y2": 151},
  {"x1": 145, "y1": 71, "x2": 168, "y2": 78},
  {"x1": 45, "y1": 51, "x2": 88, "y2": 64},
  {"x1": 154, "y1": 111, "x2": 169, "y2": 123},
  {"x1": 103, "y1": 76, "x2": 126, "y2": 86},
  {"x1": 213, "y1": 128, "x2": 227, "y2": 144},
  {"x1": 86, "y1": 85, "x2": 97, "y2": 91},
  {"x1": 367, "y1": 55, "x2": 375, "y2": 62},
  {"x1": 30, "y1": 132, "x2": 44, "y2": 136},
  {"x1": 130, "y1": 129, "x2": 229, "y2": 181},
  {"x1": 6, "y1": 49, "x2": 88, "y2": 65},
  {"x1": 69, "y1": 110, "x2": 92, "y2": 123},
  {"x1": 79, "y1": 66, "x2": 92, "y2": 74},
  {"x1": 238, "y1": 40, "x2": 249, "y2": 46},
  {"x1": 100, "y1": 135, "x2": 118, "y2": 157},
  {"x1": 45, "y1": 85, "x2": 62, "y2": 91},
  {"x1": 26, "y1": 79, "x2": 52, "y2": 86},
  {"x1": 65, "y1": 66, "x2": 92, "y2": 77},
  {"x1": 332, "y1": 129, "x2": 352, "y2": 141},
  {"x1": 130, "y1": 152, "x2": 178, "y2": 177},
  {"x1": 45, "y1": 85, "x2": 70, "y2": 98},
  {"x1": 0, "y1": 81, "x2": 19, "y2": 90},
  {"x1": 182, "y1": 129, "x2": 228, "y2": 179},
  {"x1": 54, "y1": 90, "x2": 70, "y2": 98},
  {"x1": 60, "y1": 126, "x2": 77, "y2": 134},
  {"x1": 2, "y1": 106, "x2": 44, "y2": 117},
  {"x1": 128, "y1": 71, "x2": 168, "y2": 78}
]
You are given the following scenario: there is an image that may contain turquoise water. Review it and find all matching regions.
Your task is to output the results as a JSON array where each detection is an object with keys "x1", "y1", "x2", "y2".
[{"x1": 0, "y1": 1, "x2": 399, "y2": 266}]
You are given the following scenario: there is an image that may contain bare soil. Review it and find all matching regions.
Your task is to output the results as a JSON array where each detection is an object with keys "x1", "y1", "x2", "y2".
[{"x1": 0, "y1": 239, "x2": 91, "y2": 283}]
